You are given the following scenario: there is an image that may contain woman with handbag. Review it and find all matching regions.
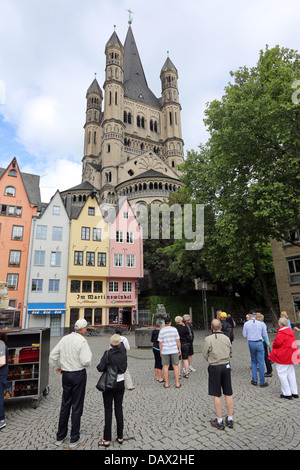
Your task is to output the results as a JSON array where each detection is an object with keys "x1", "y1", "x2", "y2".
[
  {"x1": 96, "y1": 334, "x2": 127, "y2": 447},
  {"x1": 0, "y1": 332, "x2": 8, "y2": 430}
]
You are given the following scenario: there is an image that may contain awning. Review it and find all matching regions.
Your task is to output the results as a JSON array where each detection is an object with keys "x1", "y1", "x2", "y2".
[{"x1": 28, "y1": 303, "x2": 65, "y2": 315}]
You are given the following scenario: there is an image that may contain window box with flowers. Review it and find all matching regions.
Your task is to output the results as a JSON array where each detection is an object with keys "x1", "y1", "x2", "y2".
[{"x1": 9, "y1": 261, "x2": 20, "y2": 267}]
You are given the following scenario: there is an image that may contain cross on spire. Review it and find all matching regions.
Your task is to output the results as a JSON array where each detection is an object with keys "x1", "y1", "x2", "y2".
[{"x1": 126, "y1": 8, "x2": 134, "y2": 25}]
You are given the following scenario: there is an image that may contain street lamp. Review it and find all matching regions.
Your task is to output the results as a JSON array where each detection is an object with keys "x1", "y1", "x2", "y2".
[{"x1": 202, "y1": 283, "x2": 209, "y2": 332}]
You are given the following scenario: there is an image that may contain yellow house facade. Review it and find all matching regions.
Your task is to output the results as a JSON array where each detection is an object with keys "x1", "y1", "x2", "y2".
[{"x1": 66, "y1": 194, "x2": 109, "y2": 331}]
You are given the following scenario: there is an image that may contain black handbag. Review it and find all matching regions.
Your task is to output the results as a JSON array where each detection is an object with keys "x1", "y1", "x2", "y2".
[{"x1": 96, "y1": 351, "x2": 118, "y2": 392}]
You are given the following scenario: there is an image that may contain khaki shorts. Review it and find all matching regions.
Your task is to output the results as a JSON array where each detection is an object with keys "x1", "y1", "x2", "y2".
[{"x1": 161, "y1": 353, "x2": 179, "y2": 366}]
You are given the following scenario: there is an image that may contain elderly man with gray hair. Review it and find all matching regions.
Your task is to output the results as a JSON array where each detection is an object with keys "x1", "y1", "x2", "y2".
[
  {"x1": 202, "y1": 319, "x2": 233, "y2": 430},
  {"x1": 269, "y1": 317, "x2": 300, "y2": 399}
]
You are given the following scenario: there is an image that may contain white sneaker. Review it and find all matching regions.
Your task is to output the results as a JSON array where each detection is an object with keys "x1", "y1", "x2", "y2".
[
  {"x1": 189, "y1": 366, "x2": 196, "y2": 372},
  {"x1": 0, "y1": 420, "x2": 6, "y2": 430},
  {"x1": 55, "y1": 437, "x2": 67, "y2": 446},
  {"x1": 69, "y1": 435, "x2": 85, "y2": 449}
]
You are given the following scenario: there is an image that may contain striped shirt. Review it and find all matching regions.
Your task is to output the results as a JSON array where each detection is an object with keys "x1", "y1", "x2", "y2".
[{"x1": 158, "y1": 326, "x2": 180, "y2": 355}]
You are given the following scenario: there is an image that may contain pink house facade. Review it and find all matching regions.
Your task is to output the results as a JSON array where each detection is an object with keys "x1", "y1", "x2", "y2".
[{"x1": 107, "y1": 199, "x2": 143, "y2": 327}]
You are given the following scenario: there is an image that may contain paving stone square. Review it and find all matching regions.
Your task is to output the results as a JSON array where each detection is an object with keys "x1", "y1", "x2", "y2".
[{"x1": 1, "y1": 326, "x2": 300, "y2": 452}]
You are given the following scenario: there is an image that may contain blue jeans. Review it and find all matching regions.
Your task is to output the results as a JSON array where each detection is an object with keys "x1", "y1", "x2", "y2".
[
  {"x1": 0, "y1": 374, "x2": 7, "y2": 420},
  {"x1": 248, "y1": 341, "x2": 265, "y2": 384}
]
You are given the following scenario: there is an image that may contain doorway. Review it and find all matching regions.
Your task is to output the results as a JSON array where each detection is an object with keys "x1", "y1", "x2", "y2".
[{"x1": 122, "y1": 307, "x2": 132, "y2": 327}]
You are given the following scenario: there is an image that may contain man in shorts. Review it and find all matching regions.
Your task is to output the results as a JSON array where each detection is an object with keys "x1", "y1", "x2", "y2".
[
  {"x1": 202, "y1": 318, "x2": 233, "y2": 430},
  {"x1": 158, "y1": 317, "x2": 181, "y2": 388}
]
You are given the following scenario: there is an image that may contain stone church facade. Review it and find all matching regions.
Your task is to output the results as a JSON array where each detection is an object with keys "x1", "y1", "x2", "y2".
[{"x1": 74, "y1": 24, "x2": 184, "y2": 213}]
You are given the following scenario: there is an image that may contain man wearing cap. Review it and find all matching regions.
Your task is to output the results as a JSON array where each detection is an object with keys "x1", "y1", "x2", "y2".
[
  {"x1": 243, "y1": 310, "x2": 268, "y2": 387},
  {"x1": 49, "y1": 318, "x2": 92, "y2": 448}
]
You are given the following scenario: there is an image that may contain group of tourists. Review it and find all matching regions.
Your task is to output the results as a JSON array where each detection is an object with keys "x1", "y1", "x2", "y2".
[
  {"x1": 151, "y1": 314, "x2": 196, "y2": 389},
  {"x1": 1, "y1": 306, "x2": 300, "y2": 446}
]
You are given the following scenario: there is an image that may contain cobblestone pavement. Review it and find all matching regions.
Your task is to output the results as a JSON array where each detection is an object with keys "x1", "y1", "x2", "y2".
[{"x1": 1, "y1": 326, "x2": 300, "y2": 452}]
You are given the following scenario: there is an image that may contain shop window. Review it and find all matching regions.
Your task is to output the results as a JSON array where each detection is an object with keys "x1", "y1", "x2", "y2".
[
  {"x1": 84, "y1": 308, "x2": 93, "y2": 325},
  {"x1": 94, "y1": 308, "x2": 102, "y2": 325},
  {"x1": 109, "y1": 307, "x2": 119, "y2": 324}
]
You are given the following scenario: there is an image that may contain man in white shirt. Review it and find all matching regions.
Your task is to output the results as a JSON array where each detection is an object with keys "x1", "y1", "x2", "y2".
[
  {"x1": 49, "y1": 318, "x2": 92, "y2": 448},
  {"x1": 158, "y1": 317, "x2": 181, "y2": 388}
]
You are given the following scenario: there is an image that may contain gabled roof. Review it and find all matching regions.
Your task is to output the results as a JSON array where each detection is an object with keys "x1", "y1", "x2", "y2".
[
  {"x1": 0, "y1": 159, "x2": 41, "y2": 206},
  {"x1": 123, "y1": 26, "x2": 161, "y2": 108}
]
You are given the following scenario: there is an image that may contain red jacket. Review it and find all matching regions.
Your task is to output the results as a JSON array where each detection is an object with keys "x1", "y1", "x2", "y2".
[{"x1": 269, "y1": 327, "x2": 300, "y2": 365}]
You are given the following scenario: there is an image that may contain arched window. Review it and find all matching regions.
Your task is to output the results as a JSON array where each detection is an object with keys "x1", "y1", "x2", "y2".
[
  {"x1": 128, "y1": 112, "x2": 132, "y2": 124},
  {"x1": 5, "y1": 186, "x2": 16, "y2": 196},
  {"x1": 124, "y1": 111, "x2": 127, "y2": 123},
  {"x1": 137, "y1": 115, "x2": 140, "y2": 127}
]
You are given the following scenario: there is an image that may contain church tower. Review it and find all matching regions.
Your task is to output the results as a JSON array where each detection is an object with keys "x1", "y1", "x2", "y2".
[
  {"x1": 82, "y1": 78, "x2": 103, "y2": 187},
  {"x1": 101, "y1": 30, "x2": 125, "y2": 188},
  {"x1": 78, "y1": 19, "x2": 184, "y2": 210},
  {"x1": 160, "y1": 57, "x2": 184, "y2": 172}
]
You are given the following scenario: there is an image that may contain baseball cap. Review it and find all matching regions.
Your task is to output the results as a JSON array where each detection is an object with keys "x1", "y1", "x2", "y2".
[
  {"x1": 74, "y1": 319, "x2": 90, "y2": 330},
  {"x1": 220, "y1": 312, "x2": 227, "y2": 318}
]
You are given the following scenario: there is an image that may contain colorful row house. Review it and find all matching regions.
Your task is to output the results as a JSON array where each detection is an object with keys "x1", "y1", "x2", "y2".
[
  {"x1": 67, "y1": 195, "x2": 143, "y2": 333},
  {"x1": 0, "y1": 158, "x2": 40, "y2": 328},
  {"x1": 0, "y1": 159, "x2": 143, "y2": 335}
]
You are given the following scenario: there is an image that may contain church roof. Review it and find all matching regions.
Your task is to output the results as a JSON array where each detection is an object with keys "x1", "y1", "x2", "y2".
[
  {"x1": 86, "y1": 78, "x2": 102, "y2": 97},
  {"x1": 161, "y1": 56, "x2": 178, "y2": 74},
  {"x1": 65, "y1": 181, "x2": 97, "y2": 192},
  {"x1": 123, "y1": 27, "x2": 161, "y2": 108},
  {"x1": 105, "y1": 31, "x2": 123, "y2": 50}
]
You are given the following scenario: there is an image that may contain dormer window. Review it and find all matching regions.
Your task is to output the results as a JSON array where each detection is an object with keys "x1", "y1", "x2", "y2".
[{"x1": 8, "y1": 169, "x2": 17, "y2": 177}]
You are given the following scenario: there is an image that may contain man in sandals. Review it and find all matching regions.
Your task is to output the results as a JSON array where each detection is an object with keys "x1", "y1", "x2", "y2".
[{"x1": 158, "y1": 317, "x2": 181, "y2": 388}]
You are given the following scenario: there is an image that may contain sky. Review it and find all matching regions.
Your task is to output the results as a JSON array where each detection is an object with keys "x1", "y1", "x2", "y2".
[{"x1": 0, "y1": 0, "x2": 300, "y2": 202}]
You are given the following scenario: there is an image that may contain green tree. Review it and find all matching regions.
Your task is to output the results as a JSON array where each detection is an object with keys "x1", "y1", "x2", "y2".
[{"x1": 179, "y1": 45, "x2": 300, "y2": 323}]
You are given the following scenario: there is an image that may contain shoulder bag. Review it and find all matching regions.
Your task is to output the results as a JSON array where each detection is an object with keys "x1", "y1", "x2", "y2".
[{"x1": 96, "y1": 350, "x2": 118, "y2": 392}]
